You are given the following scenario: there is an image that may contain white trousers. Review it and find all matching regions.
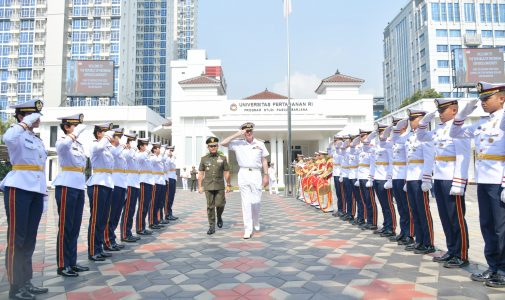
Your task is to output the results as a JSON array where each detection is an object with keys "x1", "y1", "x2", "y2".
[
  {"x1": 238, "y1": 168, "x2": 262, "y2": 234},
  {"x1": 269, "y1": 178, "x2": 278, "y2": 194},
  {"x1": 182, "y1": 178, "x2": 188, "y2": 190}
]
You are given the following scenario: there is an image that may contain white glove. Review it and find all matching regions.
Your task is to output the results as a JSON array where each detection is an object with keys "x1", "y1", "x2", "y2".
[
  {"x1": 119, "y1": 135, "x2": 128, "y2": 145},
  {"x1": 449, "y1": 185, "x2": 465, "y2": 196},
  {"x1": 384, "y1": 179, "x2": 393, "y2": 190},
  {"x1": 130, "y1": 140, "x2": 137, "y2": 149},
  {"x1": 394, "y1": 118, "x2": 409, "y2": 131},
  {"x1": 403, "y1": 184, "x2": 407, "y2": 192},
  {"x1": 365, "y1": 131, "x2": 378, "y2": 143},
  {"x1": 351, "y1": 137, "x2": 360, "y2": 147},
  {"x1": 146, "y1": 144, "x2": 153, "y2": 152},
  {"x1": 380, "y1": 126, "x2": 393, "y2": 140},
  {"x1": 354, "y1": 180, "x2": 360, "y2": 187},
  {"x1": 501, "y1": 188, "x2": 505, "y2": 204},
  {"x1": 22, "y1": 113, "x2": 41, "y2": 127},
  {"x1": 421, "y1": 181, "x2": 432, "y2": 192},
  {"x1": 73, "y1": 124, "x2": 87, "y2": 138},
  {"x1": 455, "y1": 99, "x2": 479, "y2": 121},
  {"x1": 339, "y1": 176, "x2": 343, "y2": 183},
  {"x1": 420, "y1": 111, "x2": 436, "y2": 126},
  {"x1": 104, "y1": 130, "x2": 114, "y2": 141},
  {"x1": 365, "y1": 179, "x2": 373, "y2": 188}
]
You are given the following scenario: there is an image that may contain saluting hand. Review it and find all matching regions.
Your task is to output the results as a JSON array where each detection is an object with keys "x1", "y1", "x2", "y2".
[{"x1": 455, "y1": 98, "x2": 479, "y2": 121}]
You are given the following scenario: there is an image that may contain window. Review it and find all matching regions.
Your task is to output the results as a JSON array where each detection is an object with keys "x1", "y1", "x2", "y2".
[
  {"x1": 421, "y1": 64, "x2": 427, "y2": 72},
  {"x1": 420, "y1": 48, "x2": 425, "y2": 57},
  {"x1": 501, "y1": 4, "x2": 505, "y2": 23},
  {"x1": 440, "y1": 92, "x2": 451, "y2": 97},
  {"x1": 436, "y1": 29, "x2": 448, "y2": 37},
  {"x1": 50, "y1": 126, "x2": 58, "y2": 147},
  {"x1": 449, "y1": 29, "x2": 461, "y2": 37},
  {"x1": 496, "y1": 30, "x2": 505, "y2": 38},
  {"x1": 432, "y1": 3, "x2": 440, "y2": 21},
  {"x1": 438, "y1": 60, "x2": 449, "y2": 68},
  {"x1": 466, "y1": 30, "x2": 476, "y2": 36},
  {"x1": 422, "y1": 79, "x2": 428, "y2": 88},
  {"x1": 482, "y1": 30, "x2": 493, "y2": 38},
  {"x1": 480, "y1": 3, "x2": 492, "y2": 22},
  {"x1": 437, "y1": 45, "x2": 448, "y2": 52},
  {"x1": 438, "y1": 76, "x2": 450, "y2": 84},
  {"x1": 464, "y1": 3, "x2": 475, "y2": 22},
  {"x1": 450, "y1": 45, "x2": 460, "y2": 52}
]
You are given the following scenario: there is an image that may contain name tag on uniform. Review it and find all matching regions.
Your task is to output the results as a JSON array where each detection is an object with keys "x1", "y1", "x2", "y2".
[
  {"x1": 72, "y1": 147, "x2": 78, "y2": 151},
  {"x1": 25, "y1": 138, "x2": 33, "y2": 144},
  {"x1": 217, "y1": 159, "x2": 223, "y2": 163}
]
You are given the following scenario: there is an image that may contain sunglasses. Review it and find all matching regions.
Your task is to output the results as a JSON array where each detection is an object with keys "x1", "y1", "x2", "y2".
[
  {"x1": 208, "y1": 145, "x2": 218, "y2": 148},
  {"x1": 245, "y1": 129, "x2": 253, "y2": 133}
]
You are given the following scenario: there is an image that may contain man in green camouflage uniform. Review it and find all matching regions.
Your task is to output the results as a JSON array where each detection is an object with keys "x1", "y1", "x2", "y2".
[{"x1": 198, "y1": 137, "x2": 231, "y2": 235}]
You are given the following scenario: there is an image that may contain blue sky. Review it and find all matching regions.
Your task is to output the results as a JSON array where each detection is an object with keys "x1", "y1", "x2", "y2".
[{"x1": 197, "y1": 0, "x2": 408, "y2": 99}]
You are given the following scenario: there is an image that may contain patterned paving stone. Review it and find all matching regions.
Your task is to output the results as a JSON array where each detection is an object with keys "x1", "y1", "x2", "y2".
[{"x1": 1, "y1": 186, "x2": 505, "y2": 299}]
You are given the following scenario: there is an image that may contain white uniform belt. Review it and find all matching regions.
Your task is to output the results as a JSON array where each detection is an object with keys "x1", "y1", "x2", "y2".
[{"x1": 240, "y1": 167, "x2": 261, "y2": 171}]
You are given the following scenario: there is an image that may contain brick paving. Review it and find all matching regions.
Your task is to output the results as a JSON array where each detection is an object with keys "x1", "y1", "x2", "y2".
[{"x1": 0, "y1": 185, "x2": 504, "y2": 299}]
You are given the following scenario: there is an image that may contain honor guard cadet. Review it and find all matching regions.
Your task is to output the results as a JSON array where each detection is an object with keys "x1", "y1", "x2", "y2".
[
  {"x1": 357, "y1": 128, "x2": 378, "y2": 230},
  {"x1": 165, "y1": 145, "x2": 179, "y2": 221},
  {"x1": 120, "y1": 132, "x2": 141, "y2": 243},
  {"x1": 417, "y1": 99, "x2": 470, "y2": 268},
  {"x1": 391, "y1": 117, "x2": 415, "y2": 246},
  {"x1": 149, "y1": 142, "x2": 168, "y2": 229},
  {"x1": 136, "y1": 138, "x2": 154, "y2": 236},
  {"x1": 53, "y1": 113, "x2": 89, "y2": 277},
  {"x1": 450, "y1": 82, "x2": 505, "y2": 287},
  {"x1": 221, "y1": 122, "x2": 270, "y2": 239},
  {"x1": 339, "y1": 137, "x2": 355, "y2": 222},
  {"x1": 1, "y1": 99, "x2": 49, "y2": 299},
  {"x1": 371, "y1": 123, "x2": 397, "y2": 238},
  {"x1": 198, "y1": 137, "x2": 231, "y2": 235},
  {"x1": 331, "y1": 135, "x2": 345, "y2": 217},
  {"x1": 404, "y1": 109, "x2": 435, "y2": 255},
  {"x1": 104, "y1": 127, "x2": 127, "y2": 252},
  {"x1": 86, "y1": 123, "x2": 115, "y2": 261},
  {"x1": 349, "y1": 135, "x2": 365, "y2": 226}
]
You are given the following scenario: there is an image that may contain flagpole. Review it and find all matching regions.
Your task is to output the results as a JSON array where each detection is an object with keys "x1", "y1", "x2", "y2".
[{"x1": 286, "y1": 4, "x2": 292, "y2": 196}]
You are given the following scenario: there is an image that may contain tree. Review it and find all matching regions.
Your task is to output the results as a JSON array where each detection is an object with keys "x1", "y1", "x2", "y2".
[
  {"x1": 0, "y1": 117, "x2": 15, "y2": 145},
  {"x1": 399, "y1": 89, "x2": 443, "y2": 108},
  {"x1": 380, "y1": 109, "x2": 391, "y2": 117}
]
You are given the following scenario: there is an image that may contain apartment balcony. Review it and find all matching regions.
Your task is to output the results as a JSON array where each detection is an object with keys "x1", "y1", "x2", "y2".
[
  {"x1": 34, "y1": 51, "x2": 45, "y2": 57},
  {"x1": 6, "y1": 90, "x2": 17, "y2": 97},
  {"x1": 7, "y1": 77, "x2": 17, "y2": 83},
  {"x1": 34, "y1": 39, "x2": 45, "y2": 45},
  {"x1": 464, "y1": 34, "x2": 482, "y2": 46}
]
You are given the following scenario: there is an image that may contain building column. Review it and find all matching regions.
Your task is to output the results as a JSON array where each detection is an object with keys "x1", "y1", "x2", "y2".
[{"x1": 277, "y1": 138, "x2": 284, "y2": 188}]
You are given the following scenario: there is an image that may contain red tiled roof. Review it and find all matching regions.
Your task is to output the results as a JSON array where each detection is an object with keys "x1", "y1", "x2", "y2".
[
  {"x1": 179, "y1": 75, "x2": 221, "y2": 85},
  {"x1": 321, "y1": 73, "x2": 364, "y2": 83},
  {"x1": 243, "y1": 89, "x2": 288, "y2": 100}
]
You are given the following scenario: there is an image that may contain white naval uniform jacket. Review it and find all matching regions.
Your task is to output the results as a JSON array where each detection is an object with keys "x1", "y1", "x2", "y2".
[
  {"x1": 358, "y1": 143, "x2": 375, "y2": 180},
  {"x1": 1, "y1": 124, "x2": 47, "y2": 194},
  {"x1": 391, "y1": 131, "x2": 409, "y2": 180},
  {"x1": 348, "y1": 147, "x2": 359, "y2": 180},
  {"x1": 417, "y1": 120, "x2": 470, "y2": 185},
  {"x1": 405, "y1": 130, "x2": 435, "y2": 182},
  {"x1": 372, "y1": 140, "x2": 393, "y2": 181},
  {"x1": 53, "y1": 135, "x2": 86, "y2": 190},
  {"x1": 152, "y1": 154, "x2": 167, "y2": 185},
  {"x1": 332, "y1": 147, "x2": 342, "y2": 177},
  {"x1": 340, "y1": 148, "x2": 350, "y2": 178},
  {"x1": 229, "y1": 139, "x2": 269, "y2": 169},
  {"x1": 166, "y1": 156, "x2": 177, "y2": 181},
  {"x1": 112, "y1": 145, "x2": 128, "y2": 189},
  {"x1": 125, "y1": 149, "x2": 140, "y2": 189},
  {"x1": 86, "y1": 138, "x2": 114, "y2": 189},
  {"x1": 450, "y1": 109, "x2": 505, "y2": 185},
  {"x1": 137, "y1": 151, "x2": 152, "y2": 185}
]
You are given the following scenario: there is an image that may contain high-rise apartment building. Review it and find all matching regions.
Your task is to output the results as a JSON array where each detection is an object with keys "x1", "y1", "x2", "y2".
[
  {"x1": 0, "y1": 0, "x2": 198, "y2": 120},
  {"x1": 383, "y1": 0, "x2": 505, "y2": 111},
  {"x1": 175, "y1": 0, "x2": 197, "y2": 60}
]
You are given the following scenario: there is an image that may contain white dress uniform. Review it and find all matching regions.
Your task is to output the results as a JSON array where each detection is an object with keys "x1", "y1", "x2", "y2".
[
  {"x1": 450, "y1": 83, "x2": 505, "y2": 283},
  {"x1": 165, "y1": 151, "x2": 178, "y2": 219},
  {"x1": 332, "y1": 144, "x2": 344, "y2": 213},
  {"x1": 229, "y1": 138, "x2": 269, "y2": 236}
]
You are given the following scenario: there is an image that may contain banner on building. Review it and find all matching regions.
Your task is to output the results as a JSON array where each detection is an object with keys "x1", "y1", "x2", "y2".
[
  {"x1": 226, "y1": 99, "x2": 316, "y2": 115},
  {"x1": 453, "y1": 48, "x2": 505, "y2": 88},
  {"x1": 66, "y1": 60, "x2": 114, "y2": 97}
]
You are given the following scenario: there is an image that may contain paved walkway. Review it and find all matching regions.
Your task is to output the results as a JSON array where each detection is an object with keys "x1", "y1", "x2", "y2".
[{"x1": 1, "y1": 186, "x2": 505, "y2": 299}]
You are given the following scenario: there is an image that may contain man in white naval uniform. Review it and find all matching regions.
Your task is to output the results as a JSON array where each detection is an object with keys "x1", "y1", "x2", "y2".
[
  {"x1": 165, "y1": 145, "x2": 179, "y2": 221},
  {"x1": 221, "y1": 122, "x2": 269, "y2": 239}
]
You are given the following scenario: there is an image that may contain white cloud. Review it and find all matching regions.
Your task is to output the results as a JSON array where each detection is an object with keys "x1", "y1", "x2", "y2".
[{"x1": 271, "y1": 72, "x2": 322, "y2": 99}]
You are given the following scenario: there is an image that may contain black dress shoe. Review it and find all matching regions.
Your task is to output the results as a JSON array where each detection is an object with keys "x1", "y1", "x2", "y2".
[
  {"x1": 389, "y1": 234, "x2": 404, "y2": 242},
  {"x1": 444, "y1": 257, "x2": 469, "y2": 268},
  {"x1": 168, "y1": 215, "x2": 179, "y2": 221},
  {"x1": 113, "y1": 243, "x2": 125, "y2": 249},
  {"x1": 134, "y1": 235, "x2": 141, "y2": 241},
  {"x1": 380, "y1": 230, "x2": 395, "y2": 237},
  {"x1": 57, "y1": 267, "x2": 79, "y2": 277},
  {"x1": 88, "y1": 254, "x2": 106, "y2": 261},
  {"x1": 122, "y1": 236, "x2": 137, "y2": 243},
  {"x1": 99, "y1": 252, "x2": 112, "y2": 258},
  {"x1": 399, "y1": 236, "x2": 414, "y2": 246},
  {"x1": 138, "y1": 230, "x2": 152, "y2": 236},
  {"x1": 405, "y1": 243, "x2": 421, "y2": 251},
  {"x1": 433, "y1": 252, "x2": 453, "y2": 263},
  {"x1": 71, "y1": 264, "x2": 90, "y2": 272},
  {"x1": 149, "y1": 224, "x2": 162, "y2": 230},
  {"x1": 485, "y1": 274, "x2": 505, "y2": 288},
  {"x1": 9, "y1": 287, "x2": 35, "y2": 300},
  {"x1": 207, "y1": 227, "x2": 215, "y2": 235},
  {"x1": 24, "y1": 283, "x2": 48, "y2": 295},
  {"x1": 160, "y1": 219, "x2": 170, "y2": 224},
  {"x1": 414, "y1": 245, "x2": 436, "y2": 254},
  {"x1": 217, "y1": 219, "x2": 223, "y2": 228},
  {"x1": 104, "y1": 245, "x2": 120, "y2": 252},
  {"x1": 373, "y1": 227, "x2": 385, "y2": 234},
  {"x1": 368, "y1": 225, "x2": 378, "y2": 230},
  {"x1": 471, "y1": 270, "x2": 498, "y2": 282}
]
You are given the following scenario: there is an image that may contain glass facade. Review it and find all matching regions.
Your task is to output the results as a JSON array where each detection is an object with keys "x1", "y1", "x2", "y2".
[{"x1": 176, "y1": 0, "x2": 197, "y2": 60}]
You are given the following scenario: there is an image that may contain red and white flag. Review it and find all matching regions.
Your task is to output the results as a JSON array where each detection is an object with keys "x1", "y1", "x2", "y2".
[{"x1": 283, "y1": 0, "x2": 292, "y2": 17}]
